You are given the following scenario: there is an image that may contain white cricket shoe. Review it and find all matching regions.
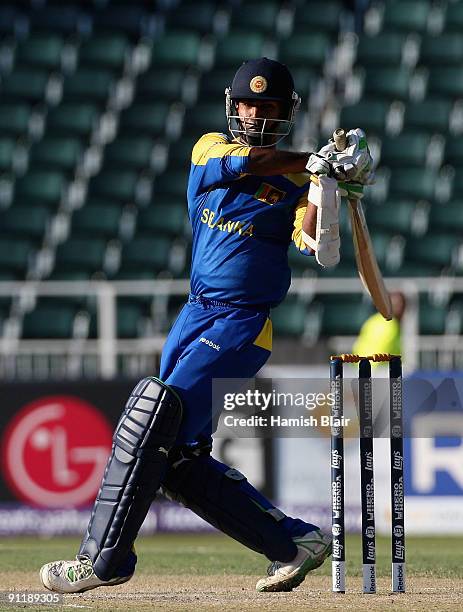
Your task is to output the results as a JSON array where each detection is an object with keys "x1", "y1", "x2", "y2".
[
  {"x1": 256, "y1": 528, "x2": 332, "y2": 592},
  {"x1": 39, "y1": 555, "x2": 132, "y2": 594}
]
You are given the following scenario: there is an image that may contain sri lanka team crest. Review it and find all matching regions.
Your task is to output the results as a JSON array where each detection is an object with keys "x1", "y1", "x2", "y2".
[
  {"x1": 255, "y1": 183, "x2": 286, "y2": 205},
  {"x1": 249, "y1": 76, "x2": 267, "y2": 93}
]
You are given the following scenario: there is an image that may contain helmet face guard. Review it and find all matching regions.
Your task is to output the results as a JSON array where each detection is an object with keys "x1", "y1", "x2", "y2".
[
  {"x1": 225, "y1": 88, "x2": 300, "y2": 147},
  {"x1": 225, "y1": 58, "x2": 301, "y2": 147}
]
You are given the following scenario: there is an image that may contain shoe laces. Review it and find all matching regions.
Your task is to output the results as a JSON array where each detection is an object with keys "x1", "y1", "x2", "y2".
[
  {"x1": 267, "y1": 561, "x2": 281, "y2": 577},
  {"x1": 65, "y1": 556, "x2": 94, "y2": 583}
]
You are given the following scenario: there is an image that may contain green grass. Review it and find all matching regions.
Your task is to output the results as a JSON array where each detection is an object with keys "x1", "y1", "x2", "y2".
[{"x1": 0, "y1": 533, "x2": 462, "y2": 579}]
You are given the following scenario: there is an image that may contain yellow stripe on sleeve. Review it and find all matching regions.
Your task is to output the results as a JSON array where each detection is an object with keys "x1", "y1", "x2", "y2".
[
  {"x1": 253, "y1": 317, "x2": 273, "y2": 352},
  {"x1": 292, "y1": 194, "x2": 311, "y2": 251},
  {"x1": 191, "y1": 133, "x2": 251, "y2": 166}
]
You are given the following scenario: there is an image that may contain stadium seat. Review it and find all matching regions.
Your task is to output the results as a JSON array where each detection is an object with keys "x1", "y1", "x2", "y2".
[
  {"x1": 22, "y1": 303, "x2": 78, "y2": 339},
  {"x1": 78, "y1": 34, "x2": 130, "y2": 72},
  {"x1": 153, "y1": 170, "x2": 189, "y2": 199},
  {"x1": 104, "y1": 137, "x2": 154, "y2": 170},
  {"x1": 278, "y1": 33, "x2": 331, "y2": 69},
  {"x1": 70, "y1": 205, "x2": 121, "y2": 239},
  {"x1": 427, "y1": 67, "x2": 463, "y2": 99},
  {"x1": 361, "y1": 67, "x2": 411, "y2": 101},
  {"x1": 47, "y1": 103, "x2": 100, "y2": 138},
  {"x1": 15, "y1": 35, "x2": 65, "y2": 70},
  {"x1": 387, "y1": 168, "x2": 437, "y2": 201},
  {"x1": 380, "y1": 132, "x2": 431, "y2": 167},
  {"x1": 228, "y1": 2, "x2": 281, "y2": 34},
  {"x1": 0, "y1": 206, "x2": 50, "y2": 243},
  {"x1": 182, "y1": 102, "x2": 228, "y2": 136},
  {"x1": 340, "y1": 100, "x2": 390, "y2": 135},
  {"x1": 29, "y1": 137, "x2": 83, "y2": 173},
  {"x1": 0, "y1": 138, "x2": 16, "y2": 172},
  {"x1": 148, "y1": 31, "x2": 202, "y2": 68},
  {"x1": 0, "y1": 238, "x2": 34, "y2": 277},
  {"x1": 318, "y1": 296, "x2": 374, "y2": 336},
  {"x1": 92, "y1": 5, "x2": 150, "y2": 38},
  {"x1": 271, "y1": 298, "x2": 307, "y2": 337},
  {"x1": 29, "y1": 7, "x2": 85, "y2": 35},
  {"x1": 420, "y1": 33, "x2": 463, "y2": 67},
  {"x1": 0, "y1": 6, "x2": 25, "y2": 37},
  {"x1": 291, "y1": 1, "x2": 342, "y2": 36},
  {"x1": 88, "y1": 170, "x2": 139, "y2": 203},
  {"x1": 13, "y1": 171, "x2": 66, "y2": 210},
  {"x1": 444, "y1": 1, "x2": 463, "y2": 33},
  {"x1": 0, "y1": 104, "x2": 31, "y2": 137},
  {"x1": 366, "y1": 200, "x2": 420, "y2": 236},
  {"x1": 118, "y1": 102, "x2": 170, "y2": 138},
  {"x1": 428, "y1": 203, "x2": 463, "y2": 234},
  {"x1": 355, "y1": 33, "x2": 407, "y2": 67},
  {"x1": 445, "y1": 140, "x2": 463, "y2": 167},
  {"x1": 404, "y1": 234, "x2": 461, "y2": 271},
  {"x1": 136, "y1": 67, "x2": 192, "y2": 103},
  {"x1": 402, "y1": 99, "x2": 452, "y2": 133},
  {"x1": 214, "y1": 31, "x2": 266, "y2": 68},
  {"x1": 449, "y1": 174, "x2": 463, "y2": 199},
  {"x1": 164, "y1": 3, "x2": 219, "y2": 35},
  {"x1": 381, "y1": 1, "x2": 431, "y2": 33},
  {"x1": 1, "y1": 68, "x2": 50, "y2": 103},
  {"x1": 419, "y1": 296, "x2": 448, "y2": 335},
  {"x1": 136, "y1": 205, "x2": 187, "y2": 238},
  {"x1": 61, "y1": 68, "x2": 115, "y2": 104},
  {"x1": 118, "y1": 236, "x2": 171, "y2": 275},
  {"x1": 53, "y1": 237, "x2": 107, "y2": 276}
]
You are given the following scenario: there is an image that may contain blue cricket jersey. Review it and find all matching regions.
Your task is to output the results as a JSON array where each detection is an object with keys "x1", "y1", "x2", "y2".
[{"x1": 187, "y1": 132, "x2": 313, "y2": 308}]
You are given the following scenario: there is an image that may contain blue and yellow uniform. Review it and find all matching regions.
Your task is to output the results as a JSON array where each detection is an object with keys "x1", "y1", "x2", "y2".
[{"x1": 160, "y1": 132, "x2": 312, "y2": 444}]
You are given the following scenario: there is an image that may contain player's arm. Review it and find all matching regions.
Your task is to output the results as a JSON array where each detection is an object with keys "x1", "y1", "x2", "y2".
[{"x1": 247, "y1": 148, "x2": 311, "y2": 175}]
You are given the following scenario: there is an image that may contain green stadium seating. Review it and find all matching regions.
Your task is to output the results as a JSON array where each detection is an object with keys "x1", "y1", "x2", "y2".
[
  {"x1": 278, "y1": 33, "x2": 330, "y2": 69},
  {"x1": 182, "y1": 102, "x2": 228, "y2": 136},
  {"x1": 0, "y1": 6, "x2": 23, "y2": 36},
  {"x1": 47, "y1": 103, "x2": 100, "y2": 138},
  {"x1": 70, "y1": 205, "x2": 121, "y2": 239},
  {"x1": 427, "y1": 67, "x2": 463, "y2": 99},
  {"x1": 15, "y1": 35, "x2": 64, "y2": 70},
  {"x1": 292, "y1": 1, "x2": 342, "y2": 36},
  {"x1": 137, "y1": 205, "x2": 187, "y2": 238},
  {"x1": 271, "y1": 298, "x2": 307, "y2": 337},
  {"x1": 289, "y1": 67, "x2": 318, "y2": 100},
  {"x1": 340, "y1": 100, "x2": 390, "y2": 135},
  {"x1": 445, "y1": 140, "x2": 463, "y2": 166},
  {"x1": 0, "y1": 238, "x2": 34, "y2": 276},
  {"x1": 1, "y1": 68, "x2": 49, "y2": 102},
  {"x1": 355, "y1": 33, "x2": 407, "y2": 67},
  {"x1": 78, "y1": 34, "x2": 129, "y2": 71},
  {"x1": 116, "y1": 301, "x2": 147, "y2": 338},
  {"x1": 341, "y1": 231, "x2": 392, "y2": 269},
  {"x1": 88, "y1": 170, "x2": 138, "y2": 203},
  {"x1": 136, "y1": 68, "x2": 190, "y2": 103},
  {"x1": 381, "y1": 1, "x2": 431, "y2": 33},
  {"x1": 366, "y1": 200, "x2": 419, "y2": 236},
  {"x1": 62, "y1": 68, "x2": 114, "y2": 104},
  {"x1": 167, "y1": 136, "x2": 197, "y2": 167},
  {"x1": 29, "y1": 137, "x2": 83, "y2": 173},
  {"x1": 214, "y1": 31, "x2": 266, "y2": 68},
  {"x1": 0, "y1": 104, "x2": 31, "y2": 137},
  {"x1": 53, "y1": 237, "x2": 107, "y2": 275},
  {"x1": 318, "y1": 296, "x2": 374, "y2": 336},
  {"x1": 0, "y1": 206, "x2": 50, "y2": 243},
  {"x1": 154, "y1": 170, "x2": 189, "y2": 199},
  {"x1": 14, "y1": 171, "x2": 66, "y2": 209},
  {"x1": 29, "y1": 7, "x2": 83, "y2": 35},
  {"x1": 92, "y1": 6, "x2": 149, "y2": 38},
  {"x1": 362, "y1": 67, "x2": 411, "y2": 101},
  {"x1": 404, "y1": 234, "x2": 461, "y2": 271},
  {"x1": 0, "y1": 138, "x2": 16, "y2": 171},
  {"x1": 449, "y1": 174, "x2": 463, "y2": 199},
  {"x1": 428, "y1": 202, "x2": 463, "y2": 233},
  {"x1": 380, "y1": 132, "x2": 431, "y2": 167},
  {"x1": 420, "y1": 33, "x2": 463, "y2": 66},
  {"x1": 118, "y1": 236, "x2": 171, "y2": 275},
  {"x1": 22, "y1": 303, "x2": 78, "y2": 339},
  {"x1": 419, "y1": 296, "x2": 448, "y2": 335},
  {"x1": 165, "y1": 3, "x2": 218, "y2": 35},
  {"x1": 387, "y1": 168, "x2": 437, "y2": 200},
  {"x1": 229, "y1": 2, "x2": 281, "y2": 33},
  {"x1": 149, "y1": 31, "x2": 202, "y2": 68},
  {"x1": 104, "y1": 137, "x2": 154, "y2": 170},
  {"x1": 444, "y1": 2, "x2": 463, "y2": 33},
  {"x1": 402, "y1": 99, "x2": 452, "y2": 133},
  {"x1": 118, "y1": 102, "x2": 170, "y2": 137}
]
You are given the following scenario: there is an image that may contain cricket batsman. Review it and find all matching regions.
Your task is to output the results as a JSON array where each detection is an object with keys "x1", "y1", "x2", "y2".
[{"x1": 40, "y1": 58, "x2": 373, "y2": 594}]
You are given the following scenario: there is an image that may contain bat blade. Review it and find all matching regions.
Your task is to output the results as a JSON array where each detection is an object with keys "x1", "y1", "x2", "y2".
[{"x1": 348, "y1": 199, "x2": 392, "y2": 320}]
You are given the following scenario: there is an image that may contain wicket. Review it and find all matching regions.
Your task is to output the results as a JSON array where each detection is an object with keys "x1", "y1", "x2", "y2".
[{"x1": 330, "y1": 353, "x2": 405, "y2": 594}]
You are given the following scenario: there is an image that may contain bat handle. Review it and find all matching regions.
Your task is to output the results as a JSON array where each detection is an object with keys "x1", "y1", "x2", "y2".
[{"x1": 333, "y1": 128, "x2": 347, "y2": 152}]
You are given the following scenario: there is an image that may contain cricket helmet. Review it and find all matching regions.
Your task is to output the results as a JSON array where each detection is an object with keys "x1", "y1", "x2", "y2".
[{"x1": 225, "y1": 57, "x2": 301, "y2": 147}]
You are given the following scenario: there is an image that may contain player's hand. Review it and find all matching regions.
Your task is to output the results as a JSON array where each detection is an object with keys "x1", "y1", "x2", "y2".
[
  {"x1": 337, "y1": 181, "x2": 365, "y2": 200},
  {"x1": 307, "y1": 128, "x2": 375, "y2": 184}
]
